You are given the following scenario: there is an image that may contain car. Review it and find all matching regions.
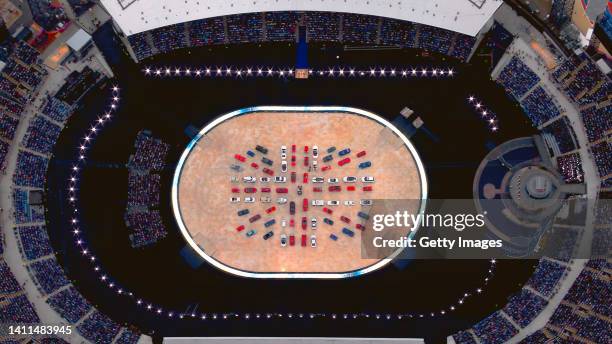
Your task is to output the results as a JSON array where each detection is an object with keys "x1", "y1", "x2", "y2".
[
  {"x1": 246, "y1": 150, "x2": 255, "y2": 158},
  {"x1": 342, "y1": 228, "x2": 355, "y2": 237},
  {"x1": 297, "y1": 185, "x2": 303, "y2": 195},
  {"x1": 274, "y1": 176, "x2": 287, "y2": 183},
  {"x1": 237, "y1": 209, "x2": 250, "y2": 216},
  {"x1": 276, "y1": 197, "x2": 287, "y2": 204},
  {"x1": 281, "y1": 145, "x2": 287, "y2": 159},
  {"x1": 311, "y1": 217, "x2": 317, "y2": 228},
  {"x1": 231, "y1": 176, "x2": 239, "y2": 183},
  {"x1": 280, "y1": 234, "x2": 287, "y2": 246},
  {"x1": 312, "y1": 160, "x2": 318, "y2": 170},
  {"x1": 260, "y1": 176, "x2": 271, "y2": 183},
  {"x1": 340, "y1": 216, "x2": 351, "y2": 224},
  {"x1": 356, "y1": 224, "x2": 365, "y2": 231},
  {"x1": 263, "y1": 167, "x2": 274, "y2": 176},
  {"x1": 230, "y1": 164, "x2": 243, "y2": 172},
  {"x1": 304, "y1": 145, "x2": 309, "y2": 153},
  {"x1": 328, "y1": 178, "x2": 339, "y2": 183},
  {"x1": 231, "y1": 187, "x2": 240, "y2": 193},
  {"x1": 291, "y1": 155, "x2": 296, "y2": 163},
  {"x1": 244, "y1": 197, "x2": 255, "y2": 203},
  {"x1": 310, "y1": 235, "x2": 317, "y2": 247},
  {"x1": 261, "y1": 187, "x2": 271, "y2": 193},
  {"x1": 303, "y1": 199, "x2": 309, "y2": 211},
  {"x1": 360, "y1": 199, "x2": 373, "y2": 206},
  {"x1": 234, "y1": 154, "x2": 246, "y2": 162},
  {"x1": 363, "y1": 186, "x2": 373, "y2": 192},
  {"x1": 263, "y1": 231, "x2": 274, "y2": 240},
  {"x1": 281, "y1": 218, "x2": 287, "y2": 227},
  {"x1": 230, "y1": 197, "x2": 240, "y2": 203},
  {"x1": 362, "y1": 176, "x2": 375, "y2": 183},
  {"x1": 329, "y1": 234, "x2": 338, "y2": 241},
  {"x1": 289, "y1": 201, "x2": 295, "y2": 215},
  {"x1": 264, "y1": 219, "x2": 276, "y2": 228},
  {"x1": 356, "y1": 150, "x2": 367, "y2": 158},
  {"x1": 311, "y1": 199, "x2": 324, "y2": 206},
  {"x1": 281, "y1": 160, "x2": 288, "y2": 172},
  {"x1": 291, "y1": 144, "x2": 296, "y2": 153},
  {"x1": 338, "y1": 148, "x2": 351, "y2": 156},
  {"x1": 323, "y1": 218, "x2": 334, "y2": 225},
  {"x1": 328, "y1": 185, "x2": 341, "y2": 192},
  {"x1": 276, "y1": 187, "x2": 288, "y2": 193},
  {"x1": 260, "y1": 197, "x2": 272, "y2": 203},
  {"x1": 312, "y1": 146, "x2": 319, "y2": 158},
  {"x1": 249, "y1": 214, "x2": 261, "y2": 223},
  {"x1": 246, "y1": 229, "x2": 257, "y2": 237},
  {"x1": 244, "y1": 187, "x2": 257, "y2": 193},
  {"x1": 322, "y1": 154, "x2": 333, "y2": 162},
  {"x1": 343, "y1": 176, "x2": 357, "y2": 183},
  {"x1": 301, "y1": 217, "x2": 307, "y2": 230},
  {"x1": 322, "y1": 207, "x2": 333, "y2": 215},
  {"x1": 243, "y1": 176, "x2": 256, "y2": 183},
  {"x1": 357, "y1": 211, "x2": 370, "y2": 220},
  {"x1": 250, "y1": 162, "x2": 259, "y2": 169},
  {"x1": 301, "y1": 234, "x2": 307, "y2": 247},
  {"x1": 291, "y1": 172, "x2": 296, "y2": 183},
  {"x1": 303, "y1": 156, "x2": 309, "y2": 167},
  {"x1": 262, "y1": 157, "x2": 273, "y2": 166},
  {"x1": 344, "y1": 200, "x2": 356, "y2": 206},
  {"x1": 358, "y1": 161, "x2": 372, "y2": 169},
  {"x1": 287, "y1": 235, "x2": 295, "y2": 246},
  {"x1": 236, "y1": 225, "x2": 245, "y2": 232},
  {"x1": 338, "y1": 157, "x2": 351, "y2": 166},
  {"x1": 313, "y1": 186, "x2": 323, "y2": 192},
  {"x1": 265, "y1": 206, "x2": 276, "y2": 214},
  {"x1": 327, "y1": 200, "x2": 340, "y2": 206},
  {"x1": 255, "y1": 145, "x2": 268, "y2": 154},
  {"x1": 322, "y1": 165, "x2": 331, "y2": 172},
  {"x1": 347, "y1": 185, "x2": 356, "y2": 191},
  {"x1": 303, "y1": 173, "x2": 309, "y2": 183},
  {"x1": 290, "y1": 218, "x2": 295, "y2": 227},
  {"x1": 312, "y1": 177, "x2": 324, "y2": 183},
  {"x1": 327, "y1": 146, "x2": 336, "y2": 153}
]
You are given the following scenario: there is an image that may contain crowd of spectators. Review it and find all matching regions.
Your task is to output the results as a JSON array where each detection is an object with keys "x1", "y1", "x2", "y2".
[
  {"x1": 0, "y1": 295, "x2": 40, "y2": 323},
  {"x1": 525, "y1": 259, "x2": 566, "y2": 297},
  {"x1": 520, "y1": 86, "x2": 561, "y2": 127},
  {"x1": 472, "y1": 311, "x2": 518, "y2": 344},
  {"x1": 115, "y1": 328, "x2": 141, "y2": 344},
  {"x1": 41, "y1": 96, "x2": 73, "y2": 123},
  {"x1": 590, "y1": 140, "x2": 611, "y2": 179},
  {"x1": 127, "y1": 33, "x2": 153, "y2": 61},
  {"x1": 0, "y1": 261, "x2": 21, "y2": 294},
  {"x1": 189, "y1": 17, "x2": 226, "y2": 47},
  {"x1": 592, "y1": 227, "x2": 611, "y2": 257},
  {"x1": 12, "y1": 150, "x2": 49, "y2": 188},
  {"x1": 305, "y1": 12, "x2": 341, "y2": 42},
  {"x1": 556, "y1": 153, "x2": 583, "y2": 184},
  {"x1": 565, "y1": 61, "x2": 604, "y2": 102},
  {"x1": 265, "y1": 12, "x2": 298, "y2": 42},
  {"x1": 125, "y1": 210, "x2": 167, "y2": 248},
  {"x1": 564, "y1": 269, "x2": 610, "y2": 318},
  {"x1": 452, "y1": 330, "x2": 478, "y2": 344},
  {"x1": 542, "y1": 117, "x2": 578, "y2": 154},
  {"x1": 15, "y1": 225, "x2": 53, "y2": 261},
  {"x1": 127, "y1": 173, "x2": 161, "y2": 208},
  {"x1": 2, "y1": 59, "x2": 47, "y2": 90},
  {"x1": 22, "y1": 115, "x2": 62, "y2": 155},
  {"x1": 0, "y1": 93, "x2": 25, "y2": 115},
  {"x1": 342, "y1": 14, "x2": 379, "y2": 44},
  {"x1": 227, "y1": 14, "x2": 264, "y2": 43},
  {"x1": 0, "y1": 140, "x2": 8, "y2": 173},
  {"x1": 379, "y1": 19, "x2": 416, "y2": 46},
  {"x1": 30, "y1": 258, "x2": 70, "y2": 294},
  {"x1": 12, "y1": 188, "x2": 45, "y2": 224},
  {"x1": 12, "y1": 41, "x2": 40, "y2": 66},
  {"x1": 418, "y1": 25, "x2": 455, "y2": 56},
  {"x1": 77, "y1": 311, "x2": 122, "y2": 344},
  {"x1": 46, "y1": 286, "x2": 92, "y2": 323},
  {"x1": 552, "y1": 55, "x2": 582, "y2": 83},
  {"x1": 497, "y1": 56, "x2": 540, "y2": 99},
  {"x1": 549, "y1": 304, "x2": 610, "y2": 343},
  {"x1": 150, "y1": 23, "x2": 189, "y2": 54},
  {"x1": 450, "y1": 34, "x2": 477, "y2": 61},
  {"x1": 578, "y1": 81, "x2": 611, "y2": 105},
  {"x1": 0, "y1": 76, "x2": 27, "y2": 104},
  {"x1": 0, "y1": 111, "x2": 19, "y2": 140},
  {"x1": 128, "y1": 131, "x2": 170, "y2": 171},
  {"x1": 502, "y1": 289, "x2": 548, "y2": 328},
  {"x1": 581, "y1": 103, "x2": 611, "y2": 143}
]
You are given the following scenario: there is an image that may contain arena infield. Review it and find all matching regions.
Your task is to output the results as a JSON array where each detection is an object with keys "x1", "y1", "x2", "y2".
[{"x1": 172, "y1": 106, "x2": 427, "y2": 278}]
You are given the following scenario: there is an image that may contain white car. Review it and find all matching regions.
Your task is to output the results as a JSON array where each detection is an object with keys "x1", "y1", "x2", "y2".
[
  {"x1": 312, "y1": 177, "x2": 324, "y2": 183},
  {"x1": 362, "y1": 176, "x2": 375, "y2": 183},
  {"x1": 343, "y1": 176, "x2": 357, "y2": 183},
  {"x1": 344, "y1": 200, "x2": 356, "y2": 206},
  {"x1": 260, "y1": 197, "x2": 272, "y2": 203},
  {"x1": 280, "y1": 234, "x2": 288, "y2": 247},
  {"x1": 274, "y1": 176, "x2": 287, "y2": 183},
  {"x1": 312, "y1": 145, "x2": 319, "y2": 158},
  {"x1": 281, "y1": 160, "x2": 288, "y2": 172},
  {"x1": 243, "y1": 176, "x2": 257, "y2": 183},
  {"x1": 230, "y1": 197, "x2": 240, "y2": 203},
  {"x1": 310, "y1": 235, "x2": 317, "y2": 248},
  {"x1": 312, "y1": 160, "x2": 318, "y2": 170},
  {"x1": 327, "y1": 200, "x2": 340, "y2": 206},
  {"x1": 260, "y1": 177, "x2": 271, "y2": 183},
  {"x1": 276, "y1": 197, "x2": 287, "y2": 204},
  {"x1": 311, "y1": 217, "x2": 317, "y2": 228},
  {"x1": 328, "y1": 177, "x2": 339, "y2": 183},
  {"x1": 281, "y1": 145, "x2": 287, "y2": 160},
  {"x1": 281, "y1": 218, "x2": 287, "y2": 227},
  {"x1": 244, "y1": 197, "x2": 255, "y2": 203},
  {"x1": 231, "y1": 176, "x2": 240, "y2": 183},
  {"x1": 360, "y1": 199, "x2": 373, "y2": 206},
  {"x1": 311, "y1": 199, "x2": 325, "y2": 206}
]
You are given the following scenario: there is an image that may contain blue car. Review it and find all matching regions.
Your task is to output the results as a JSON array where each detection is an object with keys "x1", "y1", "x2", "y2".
[
  {"x1": 237, "y1": 209, "x2": 250, "y2": 216},
  {"x1": 246, "y1": 229, "x2": 257, "y2": 237},
  {"x1": 264, "y1": 219, "x2": 276, "y2": 228},
  {"x1": 322, "y1": 154, "x2": 333, "y2": 162},
  {"x1": 263, "y1": 231, "x2": 274, "y2": 240},
  {"x1": 261, "y1": 157, "x2": 273, "y2": 166},
  {"x1": 329, "y1": 234, "x2": 338, "y2": 241},
  {"x1": 327, "y1": 146, "x2": 336, "y2": 153},
  {"x1": 342, "y1": 228, "x2": 355, "y2": 237},
  {"x1": 338, "y1": 148, "x2": 351, "y2": 156},
  {"x1": 358, "y1": 161, "x2": 371, "y2": 169},
  {"x1": 357, "y1": 211, "x2": 370, "y2": 220},
  {"x1": 323, "y1": 218, "x2": 334, "y2": 225},
  {"x1": 246, "y1": 150, "x2": 255, "y2": 157}
]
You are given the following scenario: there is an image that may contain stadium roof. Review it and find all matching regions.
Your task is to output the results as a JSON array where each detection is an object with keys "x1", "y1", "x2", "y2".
[{"x1": 100, "y1": 0, "x2": 503, "y2": 36}]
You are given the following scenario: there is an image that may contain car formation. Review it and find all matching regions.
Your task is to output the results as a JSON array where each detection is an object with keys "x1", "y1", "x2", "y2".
[{"x1": 229, "y1": 144, "x2": 375, "y2": 247}]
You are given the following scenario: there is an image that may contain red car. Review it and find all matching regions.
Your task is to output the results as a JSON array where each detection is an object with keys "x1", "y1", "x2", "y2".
[
  {"x1": 303, "y1": 172, "x2": 309, "y2": 183},
  {"x1": 276, "y1": 187, "x2": 288, "y2": 193},
  {"x1": 313, "y1": 186, "x2": 323, "y2": 192},
  {"x1": 347, "y1": 185, "x2": 356, "y2": 191},
  {"x1": 356, "y1": 223, "x2": 365, "y2": 231},
  {"x1": 234, "y1": 154, "x2": 246, "y2": 162},
  {"x1": 363, "y1": 186, "x2": 373, "y2": 192},
  {"x1": 236, "y1": 225, "x2": 245, "y2": 232},
  {"x1": 304, "y1": 145, "x2": 309, "y2": 153},
  {"x1": 261, "y1": 187, "x2": 271, "y2": 193},
  {"x1": 338, "y1": 157, "x2": 351, "y2": 166},
  {"x1": 301, "y1": 217, "x2": 307, "y2": 230},
  {"x1": 289, "y1": 235, "x2": 295, "y2": 246},
  {"x1": 329, "y1": 185, "x2": 341, "y2": 192},
  {"x1": 244, "y1": 187, "x2": 257, "y2": 193},
  {"x1": 340, "y1": 216, "x2": 351, "y2": 224},
  {"x1": 290, "y1": 218, "x2": 295, "y2": 227},
  {"x1": 291, "y1": 144, "x2": 296, "y2": 153},
  {"x1": 263, "y1": 167, "x2": 274, "y2": 176},
  {"x1": 322, "y1": 165, "x2": 331, "y2": 172},
  {"x1": 357, "y1": 150, "x2": 367, "y2": 158},
  {"x1": 249, "y1": 214, "x2": 261, "y2": 223},
  {"x1": 231, "y1": 187, "x2": 240, "y2": 193},
  {"x1": 304, "y1": 156, "x2": 309, "y2": 167},
  {"x1": 301, "y1": 234, "x2": 307, "y2": 247},
  {"x1": 250, "y1": 162, "x2": 259, "y2": 169},
  {"x1": 265, "y1": 206, "x2": 276, "y2": 214},
  {"x1": 303, "y1": 199, "x2": 309, "y2": 211},
  {"x1": 322, "y1": 207, "x2": 333, "y2": 215},
  {"x1": 291, "y1": 172, "x2": 297, "y2": 183}
]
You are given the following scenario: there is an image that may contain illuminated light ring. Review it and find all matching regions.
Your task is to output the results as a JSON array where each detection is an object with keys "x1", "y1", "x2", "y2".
[
  {"x1": 143, "y1": 67, "x2": 456, "y2": 78},
  {"x1": 171, "y1": 106, "x2": 428, "y2": 279}
]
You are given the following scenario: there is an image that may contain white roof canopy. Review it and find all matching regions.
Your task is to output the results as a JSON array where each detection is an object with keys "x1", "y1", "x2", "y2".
[{"x1": 66, "y1": 28, "x2": 92, "y2": 52}]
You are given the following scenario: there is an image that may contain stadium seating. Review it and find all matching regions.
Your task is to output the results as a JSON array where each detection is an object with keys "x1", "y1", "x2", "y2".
[
  {"x1": 541, "y1": 117, "x2": 578, "y2": 154},
  {"x1": 0, "y1": 295, "x2": 40, "y2": 323},
  {"x1": 502, "y1": 289, "x2": 548, "y2": 327},
  {"x1": 0, "y1": 111, "x2": 19, "y2": 140},
  {"x1": 525, "y1": 259, "x2": 566, "y2": 297},
  {"x1": 12, "y1": 151, "x2": 49, "y2": 188},
  {"x1": 226, "y1": 14, "x2": 264, "y2": 43},
  {"x1": 30, "y1": 258, "x2": 70, "y2": 294},
  {"x1": 472, "y1": 311, "x2": 518, "y2": 344},
  {"x1": 0, "y1": 140, "x2": 8, "y2": 173},
  {"x1": 591, "y1": 140, "x2": 611, "y2": 179},
  {"x1": 342, "y1": 14, "x2": 379, "y2": 44},
  {"x1": 22, "y1": 116, "x2": 62, "y2": 155},
  {"x1": 581, "y1": 103, "x2": 611, "y2": 143},
  {"x1": 116, "y1": 328, "x2": 141, "y2": 344},
  {"x1": 265, "y1": 12, "x2": 298, "y2": 42},
  {"x1": 379, "y1": 19, "x2": 416, "y2": 46},
  {"x1": 0, "y1": 261, "x2": 21, "y2": 294},
  {"x1": 556, "y1": 153, "x2": 583, "y2": 184},
  {"x1": 127, "y1": 173, "x2": 161, "y2": 208},
  {"x1": 77, "y1": 311, "x2": 122, "y2": 344},
  {"x1": 127, "y1": 33, "x2": 154, "y2": 61},
  {"x1": 15, "y1": 225, "x2": 53, "y2": 261},
  {"x1": 0, "y1": 94, "x2": 25, "y2": 115},
  {"x1": 520, "y1": 86, "x2": 561, "y2": 127},
  {"x1": 125, "y1": 210, "x2": 167, "y2": 248},
  {"x1": 12, "y1": 188, "x2": 45, "y2": 224},
  {"x1": 47, "y1": 286, "x2": 93, "y2": 323},
  {"x1": 305, "y1": 12, "x2": 341, "y2": 42},
  {"x1": 188, "y1": 17, "x2": 226, "y2": 46},
  {"x1": 497, "y1": 57, "x2": 540, "y2": 99},
  {"x1": 452, "y1": 330, "x2": 478, "y2": 344},
  {"x1": 127, "y1": 131, "x2": 170, "y2": 171},
  {"x1": 150, "y1": 23, "x2": 189, "y2": 53},
  {"x1": 485, "y1": 22, "x2": 514, "y2": 68},
  {"x1": 40, "y1": 96, "x2": 73, "y2": 123}
]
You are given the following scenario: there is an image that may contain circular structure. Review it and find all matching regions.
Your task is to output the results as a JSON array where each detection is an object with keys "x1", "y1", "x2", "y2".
[{"x1": 172, "y1": 106, "x2": 427, "y2": 278}]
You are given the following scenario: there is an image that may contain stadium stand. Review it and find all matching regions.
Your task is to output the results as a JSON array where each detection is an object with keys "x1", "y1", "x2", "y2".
[
  {"x1": 30, "y1": 258, "x2": 70, "y2": 295},
  {"x1": 525, "y1": 259, "x2": 566, "y2": 298},
  {"x1": 342, "y1": 14, "x2": 379, "y2": 44},
  {"x1": 484, "y1": 22, "x2": 514, "y2": 69},
  {"x1": 556, "y1": 153, "x2": 584, "y2": 184},
  {"x1": 77, "y1": 311, "x2": 122, "y2": 344},
  {"x1": 264, "y1": 12, "x2": 298, "y2": 42},
  {"x1": 12, "y1": 188, "x2": 45, "y2": 224},
  {"x1": 12, "y1": 151, "x2": 49, "y2": 188},
  {"x1": 150, "y1": 23, "x2": 189, "y2": 54},
  {"x1": 46, "y1": 286, "x2": 93, "y2": 323},
  {"x1": 581, "y1": 102, "x2": 612, "y2": 143},
  {"x1": 0, "y1": 140, "x2": 8, "y2": 173},
  {"x1": 0, "y1": 261, "x2": 21, "y2": 294},
  {"x1": 22, "y1": 116, "x2": 62, "y2": 155},
  {"x1": 496, "y1": 56, "x2": 540, "y2": 99},
  {"x1": 502, "y1": 289, "x2": 548, "y2": 328},
  {"x1": 125, "y1": 210, "x2": 167, "y2": 248},
  {"x1": 127, "y1": 131, "x2": 170, "y2": 171},
  {"x1": 127, "y1": 33, "x2": 154, "y2": 61},
  {"x1": 472, "y1": 311, "x2": 518, "y2": 344},
  {"x1": 541, "y1": 116, "x2": 578, "y2": 154},
  {"x1": 15, "y1": 225, "x2": 53, "y2": 261},
  {"x1": 127, "y1": 173, "x2": 161, "y2": 208},
  {"x1": 520, "y1": 86, "x2": 561, "y2": 127},
  {"x1": 0, "y1": 111, "x2": 19, "y2": 140},
  {"x1": 0, "y1": 294, "x2": 40, "y2": 323},
  {"x1": 226, "y1": 13, "x2": 264, "y2": 43},
  {"x1": 115, "y1": 328, "x2": 141, "y2": 344},
  {"x1": 188, "y1": 17, "x2": 226, "y2": 46},
  {"x1": 40, "y1": 96, "x2": 74, "y2": 123}
]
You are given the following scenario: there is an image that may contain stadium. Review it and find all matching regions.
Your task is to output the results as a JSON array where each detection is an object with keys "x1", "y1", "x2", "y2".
[{"x1": 0, "y1": 0, "x2": 609, "y2": 343}]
